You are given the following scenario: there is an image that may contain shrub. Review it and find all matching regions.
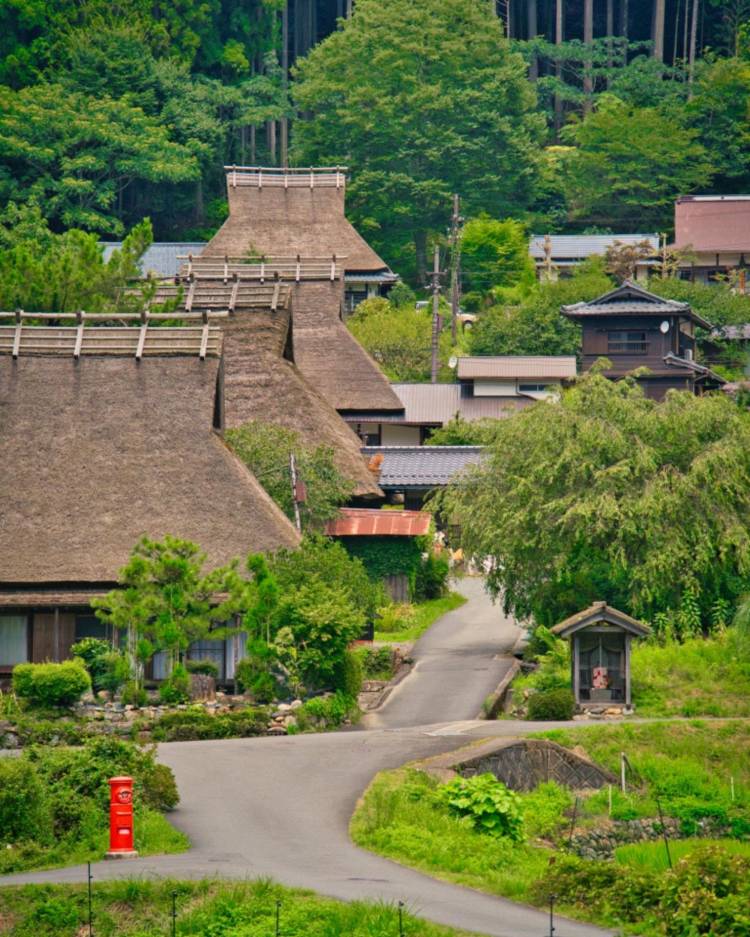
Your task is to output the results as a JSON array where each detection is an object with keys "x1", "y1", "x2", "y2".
[
  {"x1": 13, "y1": 660, "x2": 91, "y2": 708},
  {"x1": 414, "y1": 551, "x2": 450, "y2": 601},
  {"x1": 235, "y1": 645, "x2": 278, "y2": 703},
  {"x1": 0, "y1": 759, "x2": 52, "y2": 845},
  {"x1": 527, "y1": 687, "x2": 575, "y2": 721},
  {"x1": 149, "y1": 707, "x2": 268, "y2": 742},
  {"x1": 360, "y1": 647, "x2": 395, "y2": 679},
  {"x1": 140, "y1": 762, "x2": 179, "y2": 812},
  {"x1": 121, "y1": 680, "x2": 148, "y2": 708},
  {"x1": 435, "y1": 773, "x2": 525, "y2": 841},
  {"x1": 158, "y1": 663, "x2": 191, "y2": 705},
  {"x1": 519, "y1": 781, "x2": 573, "y2": 840},
  {"x1": 70, "y1": 637, "x2": 111, "y2": 692},
  {"x1": 295, "y1": 691, "x2": 358, "y2": 730},
  {"x1": 375, "y1": 603, "x2": 416, "y2": 634},
  {"x1": 185, "y1": 658, "x2": 219, "y2": 677},
  {"x1": 333, "y1": 649, "x2": 363, "y2": 698}
]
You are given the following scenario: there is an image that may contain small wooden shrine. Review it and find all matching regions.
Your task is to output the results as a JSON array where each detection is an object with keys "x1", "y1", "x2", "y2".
[{"x1": 551, "y1": 602, "x2": 651, "y2": 709}]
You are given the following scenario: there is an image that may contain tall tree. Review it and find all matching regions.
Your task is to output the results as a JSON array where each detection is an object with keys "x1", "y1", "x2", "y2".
[
  {"x1": 653, "y1": 0, "x2": 667, "y2": 60},
  {"x1": 292, "y1": 0, "x2": 544, "y2": 283},
  {"x1": 583, "y1": 0, "x2": 594, "y2": 109}
]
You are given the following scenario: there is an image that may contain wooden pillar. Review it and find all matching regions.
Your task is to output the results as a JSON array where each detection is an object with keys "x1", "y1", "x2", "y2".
[
  {"x1": 53, "y1": 607, "x2": 60, "y2": 662},
  {"x1": 624, "y1": 634, "x2": 632, "y2": 706},
  {"x1": 572, "y1": 635, "x2": 580, "y2": 705}
]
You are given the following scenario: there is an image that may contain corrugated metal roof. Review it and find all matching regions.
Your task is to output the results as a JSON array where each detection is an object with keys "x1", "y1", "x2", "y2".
[
  {"x1": 456, "y1": 356, "x2": 577, "y2": 380},
  {"x1": 529, "y1": 234, "x2": 659, "y2": 260},
  {"x1": 362, "y1": 446, "x2": 485, "y2": 488},
  {"x1": 325, "y1": 507, "x2": 431, "y2": 537},
  {"x1": 100, "y1": 242, "x2": 207, "y2": 278},
  {"x1": 346, "y1": 384, "x2": 530, "y2": 424}
]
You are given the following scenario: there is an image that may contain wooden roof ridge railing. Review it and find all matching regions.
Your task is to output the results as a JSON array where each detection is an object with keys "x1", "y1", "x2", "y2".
[
  {"x1": 0, "y1": 309, "x2": 226, "y2": 360},
  {"x1": 151, "y1": 280, "x2": 293, "y2": 315},
  {"x1": 224, "y1": 165, "x2": 348, "y2": 190},
  {"x1": 178, "y1": 253, "x2": 346, "y2": 283}
]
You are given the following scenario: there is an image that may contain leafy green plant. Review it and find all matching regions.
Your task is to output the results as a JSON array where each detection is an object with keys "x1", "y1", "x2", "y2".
[
  {"x1": 149, "y1": 707, "x2": 269, "y2": 743},
  {"x1": 185, "y1": 658, "x2": 219, "y2": 677},
  {"x1": 359, "y1": 647, "x2": 395, "y2": 680},
  {"x1": 436, "y1": 774, "x2": 525, "y2": 841},
  {"x1": 121, "y1": 680, "x2": 148, "y2": 708},
  {"x1": 333, "y1": 649, "x2": 364, "y2": 698},
  {"x1": 375, "y1": 603, "x2": 416, "y2": 634},
  {"x1": 295, "y1": 691, "x2": 359, "y2": 731},
  {"x1": 526, "y1": 687, "x2": 575, "y2": 721},
  {"x1": 158, "y1": 663, "x2": 191, "y2": 705},
  {"x1": 0, "y1": 759, "x2": 52, "y2": 845},
  {"x1": 414, "y1": 551, "x2": 450, "y2": 601},
  {"x1": 235, "y1": 643, "x2": 279, "y2": 703},
  {"x1": 12, "y1": 660, "x2": 91, "y2": 708},
  {"x1": 519, "y1": 782, "x2": 573, "y2": 840}
]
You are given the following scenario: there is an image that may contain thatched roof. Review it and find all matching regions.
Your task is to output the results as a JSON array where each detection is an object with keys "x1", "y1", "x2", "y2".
[
  {"x1": 289, "y1": 279, "x2": 403, "y2": 412},
  {"x1": 208, "y1": 169, "x2": 389, "y2": 273},
  {"x1": 0, "y1": 348, "x2": 299, "y2": 586},
  {"x1": 220, "y1": 301, "x2": 383, "y2": 497}
]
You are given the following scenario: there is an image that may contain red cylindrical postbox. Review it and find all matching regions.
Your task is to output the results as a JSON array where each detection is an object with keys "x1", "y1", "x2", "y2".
[{"x1": 105, "y1": 776, "x2": 138, "y2": 859}]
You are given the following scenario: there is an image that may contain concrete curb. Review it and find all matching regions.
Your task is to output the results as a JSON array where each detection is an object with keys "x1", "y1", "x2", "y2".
[{"x1": 477, "y1": 658, "x2": 521, "y2": 720}]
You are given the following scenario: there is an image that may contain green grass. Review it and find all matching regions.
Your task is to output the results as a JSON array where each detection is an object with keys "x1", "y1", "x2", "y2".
[
  {"x1": 0, "y1": 878, "x2": 483, "y2": 937},
  {"x1": 0, "y1": 808, "x2": 189, "y2": 875},
  {"x1": 615, "y1": 837, "x2": 750, "y2": 873},
  {"x1": 350, "y1": 767, "x2": 555, "y2": 904},
  {"x1": 513, "y1": 628, "x2": 750, "y2": 718},
  {"x1": 374, "y1": 592, "x2": 467, "y2": 643}
]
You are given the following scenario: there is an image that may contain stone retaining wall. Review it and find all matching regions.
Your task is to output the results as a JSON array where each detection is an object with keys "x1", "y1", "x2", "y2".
[{"x1": 570, "y1": 816, "x2": 731, "y2": 859}]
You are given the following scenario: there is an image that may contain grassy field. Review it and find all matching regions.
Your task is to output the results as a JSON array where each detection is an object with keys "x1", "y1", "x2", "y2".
[
  {"x1": 0, "y1": 878, "x2": 484, "y2": 937},
  {"x1": 374, "y1": 592, "x2": 467, "y2": 643},
  {"x1": 514, "y1": 628, "x2": 750, "y2": 718},
  {"x1": 615, "y1": 837, "x2": 750, "y2": 873}
]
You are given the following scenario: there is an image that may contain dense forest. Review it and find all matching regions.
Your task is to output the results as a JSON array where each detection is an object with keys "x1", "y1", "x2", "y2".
[{"x1": 0, "y1": 0, "x2": 748, "y2": 280}]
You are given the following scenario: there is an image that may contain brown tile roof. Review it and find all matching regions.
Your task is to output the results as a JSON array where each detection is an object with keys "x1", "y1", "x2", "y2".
[
  {"x1": 0, "y1": 351, "x2": 299, "y2": 586},
  {"x1": 456, "y1": 356, "x2": 577, "y2": 380},
  {"x1": 325, "y1": 508, "x2": 431, "y2": 537}
]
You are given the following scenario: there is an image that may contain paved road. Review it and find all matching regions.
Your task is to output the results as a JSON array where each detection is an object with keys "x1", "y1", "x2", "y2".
[
  {"x1": 1, "y1": 580, "x2": 612, "y2": 937},
  {"x1": 364, "y1": 577, "x2": 521, "y2": 729}
]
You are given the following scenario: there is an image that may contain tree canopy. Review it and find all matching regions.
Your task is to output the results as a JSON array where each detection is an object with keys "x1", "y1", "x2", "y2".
[
  {"x1": 433, "y1": 373, "x2": 750, "y2": 628},
  {"x1": 292, "y1": 0, "x2": 544, "y2": 281}
]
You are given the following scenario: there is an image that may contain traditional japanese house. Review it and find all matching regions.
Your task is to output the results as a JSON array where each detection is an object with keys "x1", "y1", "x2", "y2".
[
  {"x1": 673, "y1": 195, "x2": 750, "y2": 286},
  {"x1": 0, "y1": 315, "x2": 299, "y2": 683},
  {"x1": 561, "y1": 280, "x2": 726, "y2": 400},
  {"x1": 551, "y1": 603, "x2": 651, "y2": 711},
  {"x1": 363, "y1": 446, "x2": 485, "y2": 510}
]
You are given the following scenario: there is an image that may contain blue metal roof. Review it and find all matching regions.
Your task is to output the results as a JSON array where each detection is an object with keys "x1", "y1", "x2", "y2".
[{"x1": 100, "y1": 242, "x2": 207, "y2": 278}]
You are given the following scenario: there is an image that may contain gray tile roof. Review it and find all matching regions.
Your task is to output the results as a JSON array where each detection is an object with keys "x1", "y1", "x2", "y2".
[
  {"x1": 529, "y1": 234, "x2": 659, "y2": 260},
  {"x1": 100, "y1": 242, "x2": 207, "y2": 278},
  {"x1": 362, "y1": 445, "x2": 485, "y2": 488}
]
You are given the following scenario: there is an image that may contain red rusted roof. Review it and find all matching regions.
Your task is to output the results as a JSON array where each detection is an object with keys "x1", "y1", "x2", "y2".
[{"x1": 325, "y1": 508, "x2": 431, "y2": 537}]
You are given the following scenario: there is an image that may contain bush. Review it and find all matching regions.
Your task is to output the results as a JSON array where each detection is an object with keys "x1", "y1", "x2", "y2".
[
  {"x1": 149, "y1": 707, "x2": 269, "y2": 742},
  {"x1": 414, "y1": 552, "x2": 450, "y2": 601},
  {"x1": 295, "y1": 691, "x2": 358, "y2": 730},
  {"x1": 185, "y1": 658, "x2": 219, "y2": 677},
  {"x1": 527, "y1": 687, "x2": 575, "y2": 721},
  {"x1": 436, "y1": 773, "x2": 525, "y2": 841},
  {"x1": 235, "y1": 645, "x2": 278, "y2": 703},
  {"x1": 0, "y1": 759, "x2": 52, "y2": 845},
  {"x1": 71, "y1": 638, "x2": 130, "y2": 697},
  {"x1": 13, "y1": 660, "x2": 91, "y2": 708},
  {"x1": 121, "y1": 680, "x2": 148, "y2": 708},
  {"x1": 140, "y1": 762, "x2": 179, "y2": 812},
  {"x1": 360, "y1": 647, "x2": 395, "y2": 679},
  {"x1": 333, "y1": 649, "x2": 363, "y2": 698},
  {"x1": 375, "y1": 603, "x2": 416, "y2": 634},
  {"x1": 158, "y1": 664, "x2": 191, "y2": 705}
]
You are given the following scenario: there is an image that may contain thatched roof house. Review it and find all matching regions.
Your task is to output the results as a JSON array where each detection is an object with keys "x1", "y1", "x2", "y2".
[
  {"x1": 0, "y1": 321, "x2": 298, "y2": 677},
  {"x1": 196, "y1": 167, "x2": 403, "y2": 416}
]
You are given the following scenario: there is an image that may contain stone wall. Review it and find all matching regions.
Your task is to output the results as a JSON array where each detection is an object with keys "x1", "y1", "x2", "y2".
[
  {"x1": 570, "y1": 816, "x2": 731, "y2": 860},
  {"x1": 456, "y1": 738, "x2": 616, "y2": 792}
]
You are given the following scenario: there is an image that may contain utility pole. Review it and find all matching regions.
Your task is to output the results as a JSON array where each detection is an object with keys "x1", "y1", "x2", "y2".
[
  {"x1": 289, "y1": 453, "x2": 302, "y2": 533},
  {"x1": 449, "y1": 194, "x2": 462, "y2": 343},
  {"x1": 430, "y1": 244, "x2": 443, "y2": 384}
]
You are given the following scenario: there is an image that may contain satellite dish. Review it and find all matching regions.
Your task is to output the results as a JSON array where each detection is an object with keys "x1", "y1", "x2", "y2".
[
  {"x1": 660, "y1": 320, "x2": 670, "y2": 333},
  {"x1": 448, "y1": 355, "x2": 458, "y2": 370}
]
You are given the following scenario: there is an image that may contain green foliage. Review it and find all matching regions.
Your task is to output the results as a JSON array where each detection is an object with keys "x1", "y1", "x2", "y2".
[
  {"x1": 434, "y1": 370, "x2": 750, "y2": 625},
  {"x1": 293, "y1": 0, "x2": 544, "y2": 281},
  {"x1": 526, "y1": 687, "x2": 575, "y2": 721},
  {"x1": 0, "y1": 878, "x2": 473, "y2": 937},
  {"x1": 356, "y1": 646, "x2": 396, "y2": 680},
  {"x1": 347, "y1": 299, "x2": 456, "y2": 382},
  {"x1": 343, "y1": 535, "x2": 423, "y2": 583},
  {"x1": 158, "y1": 663, "x2": 191, "y2": 704},
  {"x1": 226, "y1": 421, "x2": 354, "y2": 529},
  {"x1": 71, "y1": 638, "x2": 129, "y2": 696},
  {"x1": 467, "y1": 259, "x2": 609, "y2": 358},
  {"x1": 120, "y1": 681, "x2": 149, "y2": 708},
  {"x1": 185, "y1": 658, "x2": 219, "y2": 677},
  {"x1": 268, "y1": 535, "x2": 385, "y2": 629},
  {"x1": 413, "y1": 551, "x2": 450, "y2": 601},
  {"x1": 519, "y1": 782, "x2": 573, "y2": 840},
  {"x1": 12, "y1": 660, "x2": 91, "y2": 708},
  {"x1": 235, "y1": 645, "x2": 278, "y2": 703},
  {"x1": 436, "y1": 774, "x2": 525, "y2": 841},
  {"x1": 615, "y1": 838, "x2": 750, "y2": 874},
  {"x1": 425, "y1": 417, "x2": 500, "y2": 446},
  {"x1": 560, "y1": 95, "x2": 713, "y2": 230},
  {"x1": 294, "y1": 691, "x2": 359, "y2": 731},
  {"x1": 332, "y1": 649, "x2": 364, "y2": 699},
  {"x1": 373, "y1": 593, "x2": 467, "y2": 643},
  {"x1": 460, "y1": 216, "x2": 536, "y2": 307},
  {"x1": 0, "y1": 759, "x2": 52, "y2": 845},
  {"x1": 93, "y1": 536, "x2": 242, "y2": 684},
  {"x1": 149, "y1": 706, "x2": 268, "y2": 742}
]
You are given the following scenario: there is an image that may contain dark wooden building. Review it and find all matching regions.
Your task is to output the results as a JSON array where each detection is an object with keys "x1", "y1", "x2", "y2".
[{"x1": 561, "y1": 281, "x2": 725, "y2": 400}]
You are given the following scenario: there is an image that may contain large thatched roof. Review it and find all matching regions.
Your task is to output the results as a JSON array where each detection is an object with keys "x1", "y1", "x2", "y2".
[
  {"x1": 208, "y1": 169, "x2": 388, "y2": 273},
  {"x1": 0, "y1": 345, "x2": 299, "y2": 586},
  {"x1": 220, "y1": 298, "x2": 383, "y2": 497}
]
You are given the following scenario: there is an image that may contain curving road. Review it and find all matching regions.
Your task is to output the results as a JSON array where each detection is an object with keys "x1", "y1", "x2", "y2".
[{"x1": 1, "y1": 579, "x2": 611, "y2": 937}]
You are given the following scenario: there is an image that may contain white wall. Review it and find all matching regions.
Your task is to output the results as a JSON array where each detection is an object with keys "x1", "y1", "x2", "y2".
[
  {"x1": 473, "y1": 380, "x2": 518, "y2": 397},
  {"x1": 382, "y1": 424, "x2": 422, "y2": 446}
]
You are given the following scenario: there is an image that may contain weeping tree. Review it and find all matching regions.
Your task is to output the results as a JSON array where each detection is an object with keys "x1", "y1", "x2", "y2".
[{"x1": 432, "y1": 370, "x2": 750, "y2": 628}]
